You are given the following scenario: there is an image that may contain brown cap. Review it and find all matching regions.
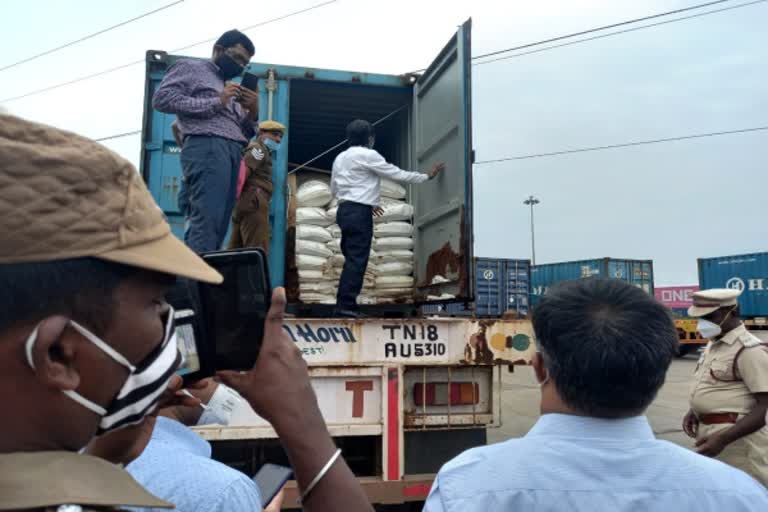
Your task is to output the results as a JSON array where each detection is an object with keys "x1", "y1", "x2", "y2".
[
  {"x1": 0, "y1": 451, "x2": 173, "y2": 509},
  {"x1": 0, "y1": 114, "x2": 222, "y2": 283}
]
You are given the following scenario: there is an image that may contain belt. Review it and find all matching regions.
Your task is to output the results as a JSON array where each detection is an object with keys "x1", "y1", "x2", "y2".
[{"x1": 699, "y1": 412, "x2": 739, "y2": 425}]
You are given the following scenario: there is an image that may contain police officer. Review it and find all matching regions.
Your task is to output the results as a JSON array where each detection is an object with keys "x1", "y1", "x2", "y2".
[
  {"x1": 683, "y1": 288, "x2": 768, "y2": 485},
  {"x1": 228, "y1": 120, "x2": 286, "y2": 254}
]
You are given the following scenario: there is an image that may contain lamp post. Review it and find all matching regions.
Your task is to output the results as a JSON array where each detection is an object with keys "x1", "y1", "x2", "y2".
[{"x1": 523, "y1": 195, "x2": 540, "y2": 265}]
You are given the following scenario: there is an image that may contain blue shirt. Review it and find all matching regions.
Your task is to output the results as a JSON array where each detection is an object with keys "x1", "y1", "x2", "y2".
[
  {"x1": 127, "y1": 417, "x2": 262, "y2": 512},
  {"x1": 424, "y1": 414, "x2": 768, "y2": 512}
]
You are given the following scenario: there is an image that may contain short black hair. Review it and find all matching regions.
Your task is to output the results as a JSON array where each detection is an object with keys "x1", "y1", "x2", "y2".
[
  {"x1": 0, "y1": 258, "x2": 136, "y2": 337},
  {"x1": 215, "y1": 29, "x2": 255, "y2": 56},
  {"x1": 346, "y1": 119, "x2": 374, "y2": 147},
  {"x1": 532, "y1": 278, "x2": 677, "y2": 418}
]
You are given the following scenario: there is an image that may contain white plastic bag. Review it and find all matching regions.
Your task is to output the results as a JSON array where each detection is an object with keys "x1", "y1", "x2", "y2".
[
  {"x1": 373, "y1": 287, "x2": 413, "y2": 297},
  {"x1": 297, "y1": 207, "x2": 333, "y2": 226},
  {"x1": 297, "y1": 180, "x2": 332, "y2": 208},
  {"x1": 377, "y1": 262, "x2": 413, "y2": 276},
  {"x1": 326, "y1": 205, "x2": 338, "y2": 223},
  {"x1": 374, "y1": 237, "x2": 414, "y2": 251},
  {"x1": 298, "y1": 270, "x2": 325, "y2": 283},
  {"x1": 375, "y1": 250, "x2": 414, "y2": 264},
  {"x1": 300, "y1": 293, "x2": 337, "y2": 304},
  {"x1": 376, "y1": 275, "x2": 414, "y2": 289},
  {"x1": 296, "y1": 225, "x2": 332, "y2": 243},
  {"x1": 374, "y1": 222, "x2": 413, "y2": 238},
  {"x1": 296, "y1": 254, "x2": 327, "y2": 271},
  {"x1": 297, "y1": 239, "x2": 333, "y2": 259},
  {"x1": 374, "y1": 199, "x2": 414, "y2": 223},
  {"x1": 299, "y1": 282, "x2": 336, "y2": 294},
  {"x1": 380, "y1": 178, "x2": 407, "y2": 200}
]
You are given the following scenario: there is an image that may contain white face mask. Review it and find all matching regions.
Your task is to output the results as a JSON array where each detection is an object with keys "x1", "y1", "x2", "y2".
[
  {"x1": 25, "y1": 307, "x2": 181, "y2": 436},
  {"x1": 697, "y1": 307, "x2": 736, "y2": 339},
  {"x1": 197, "y1": 384, "x2": 242, "y2": 426},
  {"x1": 697, "y1": 318, "x2": 723, "y2": 339}
]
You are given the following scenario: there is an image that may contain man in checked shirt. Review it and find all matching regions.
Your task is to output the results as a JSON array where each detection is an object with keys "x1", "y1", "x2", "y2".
[{"x1": 153, "y1": 29, "x2": 259, "y2": 253}]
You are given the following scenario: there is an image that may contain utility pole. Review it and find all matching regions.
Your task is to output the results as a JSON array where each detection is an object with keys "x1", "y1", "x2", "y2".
[{"x1": 523, "y1": 195, "x2": 540, "y2": 265}]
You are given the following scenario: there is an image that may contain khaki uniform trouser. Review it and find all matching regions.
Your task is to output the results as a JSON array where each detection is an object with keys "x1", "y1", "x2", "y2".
[
  {"x1": 698, "y1": 422, "x2": 768, "y2": 486},
  {"x1": 228, "y1": 185, "x2": 271, "y2": 255}
]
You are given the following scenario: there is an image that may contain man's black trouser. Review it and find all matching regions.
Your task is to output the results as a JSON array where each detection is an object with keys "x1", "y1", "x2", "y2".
[{"x1": 336, "y1": 201, "x2": 373, "y2": 310}]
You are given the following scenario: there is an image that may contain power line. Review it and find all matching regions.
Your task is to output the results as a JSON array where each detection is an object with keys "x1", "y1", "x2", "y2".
[
  {"x1": 0, "y1": 0, "x2": 185, "y2": 73},
  {"x1": 474, "y1": 126, "x2": 768, "y2": 165},
  {"x1": 0, "y1": 0, "x2": 337, "y2": 104},
  {"x1": 94, "y1": 130, "x2": 142, "y2": 142},
  {"x1": 172, "y1": 0, "x2": 336, "y2": 53},
  {"x1": 472, "y1": 0, "x2": 735, "y2": 63},
  {"x1": 474, "y1": 0, "x2": 767, "y2": 66}
]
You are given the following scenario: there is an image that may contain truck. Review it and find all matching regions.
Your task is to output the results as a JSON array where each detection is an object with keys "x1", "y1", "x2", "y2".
[
  {"x1": 654, "y1": 285, "x2": 707, "y2": 356},
  {"x1": 140, "y1": 19, "x2": 536, "y2": 508},
  {"x1": 698, "y1": 252, "x2": 768, "y2": 341}
]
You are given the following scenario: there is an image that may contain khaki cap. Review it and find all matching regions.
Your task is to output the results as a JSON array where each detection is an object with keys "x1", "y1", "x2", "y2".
[
  {"x1": 0, "y1": 451, "x2": 172, "y2": 509},
  {"x1": 687, "y1": 288, "x2": 741, "y2": 318},
  {"x1": 0, "y1": 114, "x2": 221, "y2": 284},
  {"x1": 259, "y1": 120, "x2": 286, "y2": 132}
]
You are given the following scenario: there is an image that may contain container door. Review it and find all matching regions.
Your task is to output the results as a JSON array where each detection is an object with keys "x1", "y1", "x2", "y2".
[{"x1": 410, "y1": 19, "x2": 473, "y2": 301}]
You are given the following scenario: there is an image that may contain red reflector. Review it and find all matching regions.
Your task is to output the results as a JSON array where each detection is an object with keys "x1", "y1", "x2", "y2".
[{"x1": 413, "y1": 382, "x2": 479, "y2": 406}]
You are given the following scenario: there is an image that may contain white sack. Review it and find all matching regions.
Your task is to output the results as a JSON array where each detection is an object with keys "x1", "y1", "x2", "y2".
[{"x1": 297, "y1": 180, "x2": 332, "y2": 208}]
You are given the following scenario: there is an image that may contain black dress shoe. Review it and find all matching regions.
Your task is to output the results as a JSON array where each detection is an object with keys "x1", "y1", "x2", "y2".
[{"x1": 334, "y1": 308, "x2": 368, "y2": 319}]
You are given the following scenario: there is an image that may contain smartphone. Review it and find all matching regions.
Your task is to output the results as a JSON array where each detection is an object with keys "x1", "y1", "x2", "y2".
[
  {"x1": 165, "y1": 249, "x2": 271, "y2": 382},
  {"x1": 240, "y1": 72, "x2": 259, "y2": 92},
  {"x1": 253, "y1": 463, "x2": 293, "y2": 508},
  {"x1": 199, "y1": 248, "x2": 271, "y2": 371}
]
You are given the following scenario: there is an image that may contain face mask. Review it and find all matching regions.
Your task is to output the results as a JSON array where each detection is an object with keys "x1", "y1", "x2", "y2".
[
  {"x1": 25, "y1": 307, "x2": 181, "y2": 436},
  {"x1": 263, "y1": 137, "x2": 281, "y2": 153},
  {"x1": 697, "y1": 307, "x2": 735, "y2": 339},
  {"x1": 697, "y1": 319, "x2": 722, "y2": 339},
  {"x1": 215, "y1": 53, "x2": 244, "y2": 80},
  {"x1": 197, "y1": 384, "x2": 242, "y2": 426}
]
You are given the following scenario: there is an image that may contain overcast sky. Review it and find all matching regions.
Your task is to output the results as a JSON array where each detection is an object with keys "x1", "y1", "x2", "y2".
[{"x1": 1, "y1": 0, "x2": 765, "y2": 285}]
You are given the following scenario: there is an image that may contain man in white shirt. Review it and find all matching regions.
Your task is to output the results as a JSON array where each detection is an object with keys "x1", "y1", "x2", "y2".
[
  {"x1": 330, "y1": 119, "x2": 444, "y2": 317},
  {"x1": 424, "y1": 278, "x2": 768, "y2": 512}
]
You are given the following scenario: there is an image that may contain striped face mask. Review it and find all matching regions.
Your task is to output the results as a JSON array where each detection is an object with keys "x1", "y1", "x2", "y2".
[{"x1": 25, "y1": 307, "x2": 182, "y2": 436}]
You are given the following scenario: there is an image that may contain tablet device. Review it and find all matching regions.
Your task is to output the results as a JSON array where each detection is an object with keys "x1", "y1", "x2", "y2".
[{"x1": 253, "y1": 463, "x2": 293, "y2": 508}]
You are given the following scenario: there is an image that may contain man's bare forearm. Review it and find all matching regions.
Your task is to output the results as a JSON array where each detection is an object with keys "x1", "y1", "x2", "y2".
[
  {"x1": 275, "y1": 414, "x2": 373, "y2": 512},
  {"x1": 721, "y1": 395, "x2": 768, "y2": 444}
]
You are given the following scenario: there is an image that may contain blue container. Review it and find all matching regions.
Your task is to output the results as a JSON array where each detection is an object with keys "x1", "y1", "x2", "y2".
[
  {"x1": 139, "y1": 20, "x2": 474, "y2": 305},
  {"x1": 698, "y1": 252, "x2": 768, "y2": 318},
  {"x1": 421, "y1": 258, "x2": 531, "y2": 317},
  {"x1": 531, "y1": 258, "x2": 654, "y2": 306}
]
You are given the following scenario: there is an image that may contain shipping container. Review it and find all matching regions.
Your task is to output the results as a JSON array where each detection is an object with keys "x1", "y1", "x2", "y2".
[
  {"x1": 698, "y1": 252, "x2": 768, "y2": 318},
  {"x1": 422, "y1": 258, "x2": 530, "y2": 317},
  {"x1": 655, "y1": 285, "x2": 698, "y2": 310},
  {"x1": 140, "y1": 20, "x2": 474, "y2": 309},
  {"x1": 530, "y1": 258, "x2": 654, "y2": 306}
]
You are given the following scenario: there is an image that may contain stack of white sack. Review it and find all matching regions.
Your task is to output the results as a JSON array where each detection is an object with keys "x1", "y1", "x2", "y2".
[
  {"x1": 366, "y1": 179, "x2": 415, "y2": 304},
  {"x1": 295, "y1": 180, "x2": 335, "y2": 304}
]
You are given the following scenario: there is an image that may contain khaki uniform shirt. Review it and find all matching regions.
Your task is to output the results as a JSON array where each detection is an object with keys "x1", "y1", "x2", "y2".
[
  {"x1": 242, "y1": 139, "x2": 273, "y2": 194},
  {"x1": 690, "y1": 324, "x2": 768, "y2": 415},
  {"x1": 0, "y1": 451, "x2": 172, "y2": 511}
]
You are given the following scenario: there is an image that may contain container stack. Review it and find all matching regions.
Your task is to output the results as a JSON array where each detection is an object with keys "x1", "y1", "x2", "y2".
[{"x1": 294, "y1": 178, "x2": 417, "y2": 305}]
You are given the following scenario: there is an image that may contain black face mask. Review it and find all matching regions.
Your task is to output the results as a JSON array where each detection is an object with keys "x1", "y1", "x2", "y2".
[{"x1": 215, "y1": 53, "x2": 244, "y2": 80}]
